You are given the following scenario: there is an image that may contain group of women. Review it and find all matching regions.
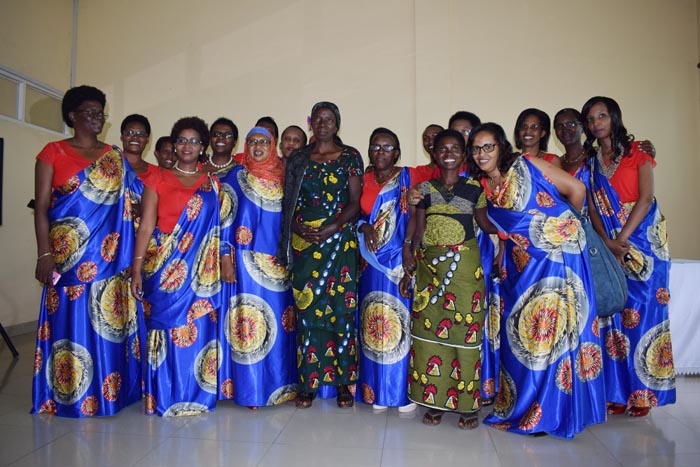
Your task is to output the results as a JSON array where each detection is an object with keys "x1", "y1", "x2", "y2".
[{"x1": 31, "y1": 85, "x2": 675, "y2": 439}]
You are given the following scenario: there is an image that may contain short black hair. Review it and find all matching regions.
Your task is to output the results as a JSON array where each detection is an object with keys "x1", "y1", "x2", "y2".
[
  {"x1": 467, "y1": 122, "x2": 517, "y2": 180},
  {"x1": 281, "y1": 125, "x2": 308, "y2": 146},
  {"x1": 170, "y1": 116, "x2": 210, "y2": 150},
  {"x1": 514, "y1": 108, "x2": 551, "y2": 151},
  {"x1": 61, "y1": 85, "x2": 106, "y2": 128},
  {"x1": 120, "y1": 113, "x2": 151, "y2": 135},
  {"x1": 554, "y1": 107, "x2": 581, "y2": 123},
  {"x1": 368, "y1": 127, "x2": 401, "y2": 163},
  {"x1": 434, "y1": 128, "x2": 466, "y2": 153},
  {"x1": 210, "y1": 117, "x2": 239, "y2": 142},
  {"x1": 448, "y1": 111, "x2": 481, "y2": 129},
  {"x1": 155, "y1": 136, "x2": 171, "y2": 151},
  {"x1": 255, "y1": 116, "x2": 278, "y2": 140}
]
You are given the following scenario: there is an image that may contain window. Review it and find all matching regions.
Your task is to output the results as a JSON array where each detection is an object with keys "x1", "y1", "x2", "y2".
[{"x1": 0, "y1": 66, "x2": 65, "y2": 134}]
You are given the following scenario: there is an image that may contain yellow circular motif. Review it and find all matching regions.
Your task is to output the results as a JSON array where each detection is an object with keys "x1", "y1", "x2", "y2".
[
  {"x1": 541, "y1": 216, "x2": 581, "y2": 247},
  {"x1": 645, "y1": 331, "x2": 675, "y2": 380},
  {"x1": 362, "y1": 302, "x2": 402, "y2": 353},
  {"x1": 48, "y1": 340, "x2": 93, "y2": 405},
  {"x1": 229, "y1": 304, "x2": 266, "y2": 353},
  {"x1": 247, "y1": 173, "x2": 283, "y2": 201},
  {"x1": 517, "y1": 291, "x2": 568, "y2": 356},
  {"x1": 423, "y1": 216, "x2": 465, "y2": 246}
]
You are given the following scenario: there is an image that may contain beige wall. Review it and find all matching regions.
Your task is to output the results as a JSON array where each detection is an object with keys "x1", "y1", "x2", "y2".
[{"x1": 2, "y1": 0, "x2": 699, "y2": 328}]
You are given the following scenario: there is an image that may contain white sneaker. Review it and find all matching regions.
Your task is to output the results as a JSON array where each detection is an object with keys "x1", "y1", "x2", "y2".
[
  {"x1": 372, "y1": 404, "x2": 388, "y2": 411},
  {"x1": 398, "y1": 403, "x2": 417, "y2": 413}
]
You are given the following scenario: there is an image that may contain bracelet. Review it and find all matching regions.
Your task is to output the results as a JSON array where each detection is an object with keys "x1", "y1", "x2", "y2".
[
  {"x1": 134, "y1": 256, "x2": 144, "y2": 260},
  {"x1": 37, "y1": 252, "x2": 52, "y2": 260},
  {"x1": 403, "y1": 239, "x2": 413, "y2": 244}
]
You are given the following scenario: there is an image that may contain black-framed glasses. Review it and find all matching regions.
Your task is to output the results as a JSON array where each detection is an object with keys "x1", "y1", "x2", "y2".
[
  {"x1": 469, "y1": 143, "x2": 498, "y2": 155},
  {"x1": 246, "y1": 138, "x2": 271, "y2": 146},
  {"x1": 518, "y1": 123, "x2": 541, "y2": 132},
  {"x1": 175, "y1": 137, "x2": 203, "y2": 147},
  {"x1": 76, "y1": 109, "x2": 108, "y2": 120},
  {"x1": 369, "y1": 144, "x2": 396, "y2": 152},
  {"x1": 122, "y1": 129, "x2": 148, "y2": 137},
  {"x1": 554, "y1": 120, "x2": 580, "y2": 131},
  {"x1": 211, "y1": 131, "x2": 234, "y2": 139}
]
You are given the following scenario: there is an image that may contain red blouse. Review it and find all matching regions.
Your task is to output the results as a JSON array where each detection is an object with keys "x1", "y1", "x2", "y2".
[
  {"x1": 145, "y1": 169, "x2": 210, "y2": 234},
  {"x1": 36, "y1": 140, "x2": 111, "y2": 189},
  {"x1": 361, "y1": 167, "x2": 418, "y2": 216},
  {"x1": 605, "y1": 142, "x2": 655, "y2": 203}
]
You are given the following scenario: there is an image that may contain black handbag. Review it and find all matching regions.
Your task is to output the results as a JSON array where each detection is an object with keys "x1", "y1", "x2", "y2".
[{"x1": 567, "y1": 203, "x2": 628, "y2": 318}]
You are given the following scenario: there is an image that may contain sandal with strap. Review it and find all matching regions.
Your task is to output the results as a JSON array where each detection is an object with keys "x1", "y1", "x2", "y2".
[
  {"x1": 606, "y1": 402, "x2": 627, "y2": 415},
  {"x1": 627, "y1": 406, "x2": 650, "y2": 417},
  {"x1": 295, "y1": 391, "x2": 314, "y2": 409},
  {"x1": 458, "y1": 412, "x2": 479, "y2": 430},
  {"x1": 337, "y1": 385, "x2": 354, "y2": 408},
  {"x1": 422, "y1": 409, "x2": 443, "y2": 426}
]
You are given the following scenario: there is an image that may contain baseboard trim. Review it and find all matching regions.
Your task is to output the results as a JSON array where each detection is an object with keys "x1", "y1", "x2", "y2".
[{"x1": 3, "y1": 320, "x2": 37, "y2": 337}]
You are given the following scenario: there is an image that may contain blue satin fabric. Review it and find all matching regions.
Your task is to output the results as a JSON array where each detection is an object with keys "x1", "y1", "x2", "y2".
[
  {"x1": 32, "y1": 147, "x2": 141, "y2": 417},
  {"x1": 482, "y1": 156, "x2": 606, "y2": 438},
  {"x1": 478, "y1": 229, "x2": 500, "y2": 402},
  {"x1": 589, "y1": 157, "x2": 675, "y2": 408},
  {"x1": 141, "y1": 175, "x2": 222, "y2": 416},
  {"x1": 355, "y1": 167, "x2": 412, "y2": 407},
  {"x1": 217, "y1": 165, "x2": 298, "y2": 406}
]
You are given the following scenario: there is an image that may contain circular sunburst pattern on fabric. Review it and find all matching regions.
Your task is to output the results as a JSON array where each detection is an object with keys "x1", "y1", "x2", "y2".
[
  {"x1": 236, "y1": 226, "x2": 253, "y2": 246},
  {"x1": 188, "y1": 299, "x2": 215, "y2": 321},
  {"x1": 45, "y1": 288, "x2": 59, "y2": 314},
  {"x1": 591, "y1": 316, "x2": 600, "y2": 337},
  {"x1": 33, "y1": 347, "x2": 43, "y2": 376},
  {"x1": 282, "y1": 306, "x2": 295, "y2": 332},
  {"x1": 178, "y1": 232, "x2": 195, "y2": 254},
  {"x1": 628, "y1": 389, "x2": 658, "y2": 409},
  {"x1": 145, "y1": 394, "x2": 156, "y2": 414},
  {"x1": 622, "y1": 244, "x2": 653, "y2": 282},
  {"x1": 493, "y1": 157, "x2": 532, "y2": 210},
  {"x1": 634, "y1": 321, "x2": 675, "y2": 390},
  {"x1": 483, "y1": 378, "x2": 496, "y2": 398},
  {"x1": 102, "y1": 372, "x2": 122, "y2": 402},
  {"x1": 88, "y1": 276, "x2": 134, "y2": 343},
  {"x1": 143, "y1": 226, "x2": 180, "y2": 280},
  {"x1": 38, "y1": 399, "x2": 57, "y2": 414},
  {"x1": 493, "y1": 369, "x2": 517, "y2": 420},
  {"x1": 58, "y1": 175, "x2": 80, "y2": 195},
  {"x1": 486, "y1": 290, "x2": 501, "y2": 350},
  {"x1": 555, "y1": 357, "x2": 573, "y2": 394},
  {"x1": 506, "y1": 273, "x2": 587, "y2": 370},
  {"x1": 81, "y1": 396, "x2": 99, "y2": 416},
  {"x1": 372, "y1": 199, "x2": 398, "y2": 250},
  {"x1": 528, "y1": 211, "x2": 583, "y2": 261},
  {"x1": 241, "y1": 251, "x2": 290, "y2": 292},
  {"x1": 622, "y1": 308, "x2": 641, "y2": 329},
  {"x1": 220, "y1": 379, "x2": 234, "y2": 399},
  {"x1": 171, "y1": 321, "x2": 198, "y2": 348},
  {"x1": 146, "y1": 330, "x2": 167, "y2": 369},
  {"x1": 191, "y1": 228, "x2": 221, "y2": 297},
  {"x1": 519, "y1": 401, "x2": 543, "y2": 431},
  {"x1": 46, "y1": 339, "x2": 93, "y2": 405},
  {"x1": 49, "y1": 217, "x2": 89, "y2": 273},
  {"x1": 37, "y1": 321, "x2": 51, "y2": 341},
  {"x1": 195, "y1": 340, "x2": 222, "y2": 394},
  {"x1": 575, "y1": 342, "x2": 603, "y2": 382},
  {"x1": 100, "y1": 233, "x2": 120, "y2": 262},
  {"x1": 655, "y1": 288, "x2": 670, "y2": 305},
  {"x1": 224, "y1": 294, "x2": 277, "y2": 364},
  {"x1": 76, "y1": 261, "x2": 98, "y2": 282},
  {"x1": 535, "y1": 191, "x2": 555, "y2": 208},
  {"x1": 605, "y1": 329, "x2": 630, "y2": 362},
  {"x1": 361, "y1": 383, "x2": 376, "y2": 404},
  {"x1": 267, "y1": 384, "x2": 299, "y2": 405},
  {"x1": 218, "y1": 182, "x2": 238, "y2": 230},
  {"x1": 131, "y1": 335, "x2": 141, "y2": 362},
  {"x1": 186, "y1": 194, "x2": 203, "y2": 221},
  {"x1": 647, "y1": 210, "x2": 670, "y2": 261},
  {"x1": 159, "y1": 259, "x2": 188, "y2": 293},
  {"x1": 360, "y1": 291, "x2": 410, "y2": 365},
  {"x1": 80, "y1": 149, "x2": 124, "y2": 205},
  {"x1": 239, "y1": 169, "x2": 283, "y2": 211},
  {"x1": 163, "y1": 401, "x2": 209, "y2": 417},
  {"x1": 66, "y1": 285, "x2": 85, "y2": 300}
]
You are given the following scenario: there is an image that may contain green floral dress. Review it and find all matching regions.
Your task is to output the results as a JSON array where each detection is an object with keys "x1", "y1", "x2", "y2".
[
  {"x1": 291, "y1": 148, "x2": 363, "y2": 393},
  {"x1": 408, "y1": 177, "x2": 485, "y2": 413}
]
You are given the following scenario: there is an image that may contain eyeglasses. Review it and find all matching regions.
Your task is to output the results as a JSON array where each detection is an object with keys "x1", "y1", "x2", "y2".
[
  {"x1": 457, "y1": 128, "x2": 471, "y2": 136},
  {"x1": 246, "y1": 138, "x2": 271, "y2": 146},
  {"x1": 554, "y1": 120, "x2": 580, "y2": 131},
  {"x1": 175, "y1": 137, "x2": 203, "y2": 147},
  {"x1": 122, "y1": 129, "x2": 148, "y2": 137},
  {"x1": 435, "y1": 145, "x2": 463, "y2": 155},
  {"x1": 519, "y1": 123, "x2": 541, "y2": 132},
  {"x1": 211, "y1": 131, "x2": 234, "y2": 139},
  {"x1": 76, "y1": 109, "x2": 108, "y2": 120},
  {"x1": 469, "y1": 143, "x2": 498, "y2": 155},
  {"x1": 369, "y1": 144, "x2": 396, "y2": 152}
]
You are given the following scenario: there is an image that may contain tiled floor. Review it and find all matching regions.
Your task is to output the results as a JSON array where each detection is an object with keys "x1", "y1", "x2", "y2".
[{"x1": 1, "y1": 332, "x2": 699, "y2": 467}]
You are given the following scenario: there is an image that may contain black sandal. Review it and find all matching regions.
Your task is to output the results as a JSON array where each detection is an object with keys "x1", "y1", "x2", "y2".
[
  {"x1": 295, "y1": 391, "x2": 314, "y2": 409},
  {"x1": 337, "y1": 385, "x2": 354, "y2": 408},
  {"x1": 458, "y1": 412, "x2": 479, "y2": 430},
  {"x1": 422, "y1": 409, "x2": 443, "y2": 425}
]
